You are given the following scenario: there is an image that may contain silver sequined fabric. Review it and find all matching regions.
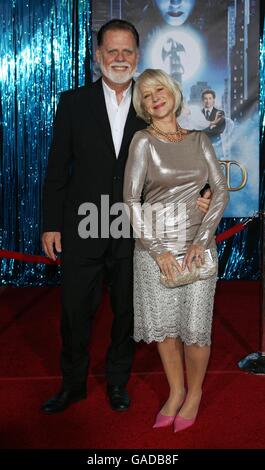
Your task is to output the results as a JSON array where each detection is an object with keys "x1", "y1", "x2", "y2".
[{"x1": 133, "y1": 246, "x2": 217, "y2": 345}]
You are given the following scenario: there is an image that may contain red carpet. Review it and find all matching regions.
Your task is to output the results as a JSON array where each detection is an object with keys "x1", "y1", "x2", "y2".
[{"x1": 0, "y1": 281, "x2": 264, "y2": 449}]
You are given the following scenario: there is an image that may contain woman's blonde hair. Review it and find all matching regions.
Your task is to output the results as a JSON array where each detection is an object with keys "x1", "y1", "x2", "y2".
[{"x1": 133, "y1": 69, "x2": 183, "y2": 123}]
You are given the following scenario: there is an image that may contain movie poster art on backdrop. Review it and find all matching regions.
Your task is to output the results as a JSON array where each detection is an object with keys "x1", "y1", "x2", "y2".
[{"x1": 92, "y1": 0, "x2": 260, "y2": 217}]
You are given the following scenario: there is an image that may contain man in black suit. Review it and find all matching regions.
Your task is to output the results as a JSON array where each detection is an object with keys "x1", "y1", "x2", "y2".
[
  {"x1": 201, "y1": 89, "x2": 226, "y2": 160},
  {"x1": 41, "y1": 19, "x2": 211, "y2": 414}
]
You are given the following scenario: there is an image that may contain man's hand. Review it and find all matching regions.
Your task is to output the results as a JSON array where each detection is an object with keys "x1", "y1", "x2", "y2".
[
  {"x1": 42, "y1": 232, "x2": 62, "y2": 261},
  {"x1": 211, "y1": 111, "x2": 224, "y2": 126},
  {"x1": 197, "y1": 188, "x2": 212, "y2": 214}
]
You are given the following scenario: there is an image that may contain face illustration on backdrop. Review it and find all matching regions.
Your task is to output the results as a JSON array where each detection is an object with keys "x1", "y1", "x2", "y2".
[
  {"x1": 203, "y1": 93, "x2": 215, "y2": 110},
  {"x1": 153, "y1": 0, "x2": 196, "y2": 26}
]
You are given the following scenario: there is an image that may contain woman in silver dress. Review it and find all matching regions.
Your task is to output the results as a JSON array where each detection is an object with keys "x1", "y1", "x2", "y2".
[{"x1": 123, "y1": 69, "x2": 229, "y2": 432}]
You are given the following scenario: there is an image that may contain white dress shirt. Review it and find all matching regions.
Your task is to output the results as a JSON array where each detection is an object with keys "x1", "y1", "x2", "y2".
[{"x1": 102, "y1": 79, "x2": 132, "y2": 158}]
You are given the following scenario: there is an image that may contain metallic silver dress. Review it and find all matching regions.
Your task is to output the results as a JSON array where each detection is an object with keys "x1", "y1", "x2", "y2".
[{"x1": 123, "y1": 130, "x2": 229, "y2": 345}]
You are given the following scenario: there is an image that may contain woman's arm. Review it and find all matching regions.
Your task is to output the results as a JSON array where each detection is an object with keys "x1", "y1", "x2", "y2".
[
  {"x1": 193, "y1": 132, "x2": 229, "y2": 247},
  {"x1": 123, "y1": 132, "x2": 166, "y2": 259},
  {"x1": 124, "y1": 133, "x2": 182, "y2": 280}
]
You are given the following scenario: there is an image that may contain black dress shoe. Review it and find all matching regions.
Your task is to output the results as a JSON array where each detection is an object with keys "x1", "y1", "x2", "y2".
[
  {"x1": 41, "y1": 389, "x2": 87, "y2": 414},
  {"x1": 107, "y1": 385, "x2": 130, "y2": 411}
]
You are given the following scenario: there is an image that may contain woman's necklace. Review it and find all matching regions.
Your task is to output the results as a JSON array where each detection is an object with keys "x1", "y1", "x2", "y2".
[{"x1": 150, "y1": 122, "x2": 187, "y2": 142}]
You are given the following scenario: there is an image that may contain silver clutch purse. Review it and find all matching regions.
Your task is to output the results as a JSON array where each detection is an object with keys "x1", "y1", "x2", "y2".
[{"x1": 160, "y1": 249, "x2": 217, "y2": 288}]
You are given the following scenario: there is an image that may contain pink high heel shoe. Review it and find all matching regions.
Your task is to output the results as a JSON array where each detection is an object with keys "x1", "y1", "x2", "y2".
[
  {"x1": 153, "y1": 391, "x2": 186, "y2": 429},
  {"x1": 173, "y1": 414, "x2": 196, "y2": 432},
  {"x1": 153, "y1": 394, "x2": 186, "y2": 429},
  {"x1": 153, "y1": 412, "x2": 175, "y2": 428}
]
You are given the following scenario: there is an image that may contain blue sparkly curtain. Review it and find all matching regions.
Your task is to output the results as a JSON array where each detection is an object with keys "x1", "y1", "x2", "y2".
[
  {"x1": 260, "y1": 2, "x2": 265, "y2": 215},
  {"x1": 0, "y1": 0, "x2": 92, "y2": 286},
  {"x1": 216, "y1": 3, "x2": 264, "y2": 281},
  {"x1": 0, "y1": 0, "x2": 263, "y2": 285}
]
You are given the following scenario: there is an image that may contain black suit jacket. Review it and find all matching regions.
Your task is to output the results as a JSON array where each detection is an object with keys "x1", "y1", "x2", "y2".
[
  {"x1": 202, "y1": 106, "x2": 225, "y2": 144},
  {"x1": 43, "y1": 78, "x2": 146, "y2": 258}
]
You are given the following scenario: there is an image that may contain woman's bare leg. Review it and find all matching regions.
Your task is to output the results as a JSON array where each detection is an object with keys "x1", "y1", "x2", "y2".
[
  {"x1": 157, "y1": 337, "x2": 185, "y2": 416},
  {"x1": 179, "y1": 343, "x2": 210, "y2": 419}
]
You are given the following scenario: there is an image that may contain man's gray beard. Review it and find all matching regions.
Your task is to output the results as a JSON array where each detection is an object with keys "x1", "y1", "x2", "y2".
[{"x1": 99, "y1": 61, "x2": 136, "y2": 85}]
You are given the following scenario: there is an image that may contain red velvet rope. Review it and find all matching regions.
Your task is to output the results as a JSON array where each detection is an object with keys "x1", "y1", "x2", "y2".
[
  {"x1": 215, "y1": 222, "x2": 246, "y2": 242},
  {"x1": 0, "y1": 250, "x2": 61, "y2": 265},
  {"x1": 0, "y1": 221, "x2": 249, "y2": 265}
]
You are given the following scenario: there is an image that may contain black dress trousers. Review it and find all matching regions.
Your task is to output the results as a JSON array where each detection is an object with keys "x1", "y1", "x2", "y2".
[{"x1": 60, "y1": 241, "x2": 135, "y2": 392}]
